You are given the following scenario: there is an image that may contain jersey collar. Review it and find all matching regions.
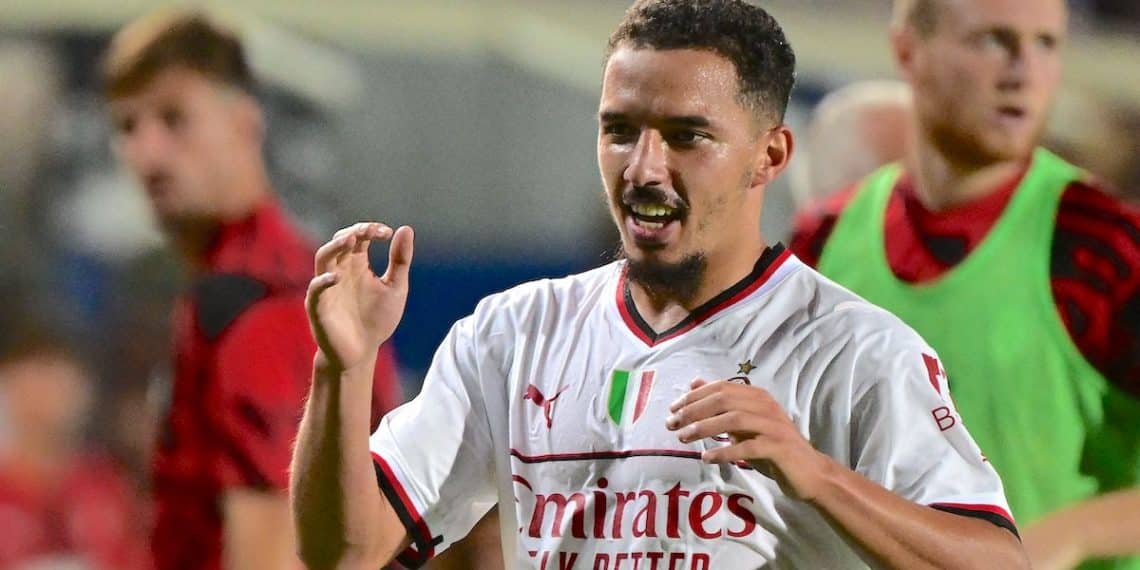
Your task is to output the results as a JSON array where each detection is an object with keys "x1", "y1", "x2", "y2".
[{"x1": 617, "y1": 244, "x2": 791, "y2": 347}]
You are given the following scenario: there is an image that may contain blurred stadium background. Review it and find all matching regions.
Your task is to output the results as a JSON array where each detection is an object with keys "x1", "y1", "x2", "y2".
[{"x1": 0, "y1": 0, "x2": 1137, "y2": 540}]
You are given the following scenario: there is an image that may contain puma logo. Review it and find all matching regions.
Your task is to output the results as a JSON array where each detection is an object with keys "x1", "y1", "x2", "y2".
[{"x1": 523, "y1": 384, "x2": 567, "y2": 428}]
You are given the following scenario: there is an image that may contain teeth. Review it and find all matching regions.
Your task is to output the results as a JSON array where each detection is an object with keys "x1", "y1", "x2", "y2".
[
  {"x1": 630, "y1": 203, "x2": 675, "y2": 217},
  {"x1": 635, "y1": 219, "x2": 664, "y2": 230}
]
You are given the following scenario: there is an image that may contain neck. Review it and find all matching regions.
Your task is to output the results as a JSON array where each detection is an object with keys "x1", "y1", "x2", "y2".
[
  {"x1": 171, "y1": 166, "x2": 271, "y2": 270},
  {"x1": 169, "y1": 219, "x2": 221, "y2": 268},
  {"x1": 628, "y1": 238, "x2": 768, "y2": 333},
  {"x1": 911, "y1": 133, "x2": 1026, "y2": 211}
]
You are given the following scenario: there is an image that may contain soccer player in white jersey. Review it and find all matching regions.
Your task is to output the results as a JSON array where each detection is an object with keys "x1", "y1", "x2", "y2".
[{"x1": 290, "y1": 1, "x2": 1030, "y2": 568}]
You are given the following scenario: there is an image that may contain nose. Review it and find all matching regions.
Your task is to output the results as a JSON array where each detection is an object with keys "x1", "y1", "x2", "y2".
[
  {"x1": 998, "y1": 38, "x2": 1033, "y2": 92},
  {"x1": 998, "y1": 57, "x2": 1028, "y2": 92},
  {"x1": 623, "y1": 129, "x2": 668, "y2": 188}
]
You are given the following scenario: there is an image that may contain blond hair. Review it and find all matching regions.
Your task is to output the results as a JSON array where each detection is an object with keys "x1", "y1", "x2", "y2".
[
  {"x1": 102, "y1": 9, "x2": 253, "y2": 99},
  {"x1": 892, "y1": 0, "x2": 940, "y2": 36}
]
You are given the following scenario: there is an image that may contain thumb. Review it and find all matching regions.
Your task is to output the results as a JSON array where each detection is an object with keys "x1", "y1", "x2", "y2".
[{"x1": 384, "y1": 225, "x2": 415, "y2": 286}]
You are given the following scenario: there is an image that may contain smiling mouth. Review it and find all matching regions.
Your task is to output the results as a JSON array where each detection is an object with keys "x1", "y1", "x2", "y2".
[{"x1": 627, "y1": 202, "x2": 684, "y2": 230}]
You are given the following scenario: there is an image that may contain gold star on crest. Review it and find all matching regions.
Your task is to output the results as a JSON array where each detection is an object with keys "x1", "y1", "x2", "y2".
[{"x1": 737, "y1": 360, "x2": 756, "y2": 375}]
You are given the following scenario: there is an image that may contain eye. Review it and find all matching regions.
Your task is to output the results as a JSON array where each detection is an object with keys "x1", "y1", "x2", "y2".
[
  {"x1": 114, "y1": 115, "x2": 137, "y2": 136},
  {"x1": 161, "y1": 106, "x2": 185, "y2": 131},
  {"x1": 602, "y1": 123, "x2": 637, "y2": 141},
  {"x1": 978, "y1": 31, "x2": 1006, "y2": 51},
  {"x1": 667, "y1": 129, "x2": 705, "y2": 146},
  {"x1": 1036, "y1": 34, "x2": 1058, "y2": 51}
]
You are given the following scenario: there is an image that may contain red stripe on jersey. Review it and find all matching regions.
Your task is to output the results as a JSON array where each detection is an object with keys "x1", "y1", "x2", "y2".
[
  {"x1": 632, "y1": 371, "x2": 656, "y2": 423},
  {"x1": 510, "y1": 448, "x2": 755, "y2": 471},
  {"x1": 615, "y1": 274, "x2": 656, "y2": 346},
  {"x1": 617, "y1": 246, "x2": 792, "y2": 347},
  {"x1": 656, "y1": 248, "x2": 792, "y2": 344},
  {"x1": 372, "y1": 452, "x2": 437, "y2": 562},
  {"x1": 511, "y1": 474, "x2": 534, "y2": 491},
  {"x1": 929, "y1": 501, "x2": 1015, "y2": 523}
]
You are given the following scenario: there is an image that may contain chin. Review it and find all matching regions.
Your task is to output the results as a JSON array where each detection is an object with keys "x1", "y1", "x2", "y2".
[
  {"x1": 619, "y1": 239, "x2": 675, "y2": 262},
  {"x1": 985, "y1": 139, "x2": 1036, "y2": 163}
]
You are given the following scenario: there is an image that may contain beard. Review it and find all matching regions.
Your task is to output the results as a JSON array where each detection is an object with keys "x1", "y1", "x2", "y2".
[{"x1": 615, "y1": 244, "x2": 708, "y2": 304}]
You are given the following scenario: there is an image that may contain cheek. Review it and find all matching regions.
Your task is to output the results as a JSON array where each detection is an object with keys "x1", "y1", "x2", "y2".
[
  {"x1": 597, "y1": 147, "x2": 626, "y2": 190},
  {"x1": 184, "y1": 132, "x2": 236, "y2": 185},
  {"x1": 1037, "y1": 62, "x2": 1063, "y2": 99},
  {"x1": 116, "y1": 136, "x2": 153, "y2": 172},
  {"x1": 917, "y1": 63, "x2": 979, "y2": 124}
]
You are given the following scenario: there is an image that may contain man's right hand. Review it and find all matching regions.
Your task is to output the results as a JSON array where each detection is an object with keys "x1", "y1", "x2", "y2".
[{"x1": 306, "y1": 223, "x2": 414, "y2": 373}]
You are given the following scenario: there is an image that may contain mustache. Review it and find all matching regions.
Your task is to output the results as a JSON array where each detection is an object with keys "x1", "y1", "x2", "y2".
[{"x1": 621, "y1": 185, "x2": 688, "y2": 210}]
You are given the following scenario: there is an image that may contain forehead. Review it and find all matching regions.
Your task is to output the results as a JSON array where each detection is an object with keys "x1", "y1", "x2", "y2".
[
  {"x1": 599, "y1": 47, "x2": 743, "y2": 118},
  {"x1": 109, "y1": 67, "x2": 222, "y2": 112},
  {"x1": 938, "y1": 0, "x2": 1067, "y2": 33}
]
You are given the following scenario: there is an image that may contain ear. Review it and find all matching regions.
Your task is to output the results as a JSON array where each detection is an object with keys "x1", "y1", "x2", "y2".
[
  {"x1": 750, "y1": 125, "x2": 794, "y2": 187},
  {"x1": 232, "y1": 94, "x2": 265, "y2": 145},
  {"x1": 890, "y1": 26, "x2": 918, "y2": 82}
]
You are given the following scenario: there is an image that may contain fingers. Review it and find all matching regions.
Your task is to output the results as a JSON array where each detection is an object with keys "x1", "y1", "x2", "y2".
[
  {"x1": 314, "y1": 222, "x2": 394, "y2": 274},
  {"x1": 669, "y1": 378, "x2": 729, "y2": 414},
  {"x1": 666, "y1": 380, "x2": 793, "y2": 452},
  {"x1": 305, "y1": 272, "x2": 339, "y2": 310},
  {"x1": 382, "y1": 226, "x2": 415, "y2": 287},
  {"x1": 666, "y1": 383, "x2": 733, "y2": 430},
  {"x1": 673, "y1": 411, "x2": 771, "y2": 444},
  {"x1": 314, "y1": 233, "x2": 352, "y2": 275},
  {"x1": 701, "y1": 439, "x2": 774, "y2": 465},
  {"x1": 668, "y1": 379, "x2": 773, "y2": 422}
]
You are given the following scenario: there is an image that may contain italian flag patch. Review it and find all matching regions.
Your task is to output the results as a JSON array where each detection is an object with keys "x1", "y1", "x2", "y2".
[{"x1": 608, "y1": 369, "x2": 656, "y2": 425}]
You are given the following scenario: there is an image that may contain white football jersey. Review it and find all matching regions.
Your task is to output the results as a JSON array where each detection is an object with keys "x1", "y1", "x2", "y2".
[{"x1": 369, "y1": 247, "x2": 1014, "y2": 569}]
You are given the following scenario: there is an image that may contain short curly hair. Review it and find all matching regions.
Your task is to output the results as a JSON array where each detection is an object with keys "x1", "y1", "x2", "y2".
[{"x1": 606, "y1": 0, "x2": 796, "y2": 123}]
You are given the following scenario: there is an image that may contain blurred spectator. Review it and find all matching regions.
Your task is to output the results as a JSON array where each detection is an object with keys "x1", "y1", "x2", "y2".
[
  {"x1": 0, "y1": 328, "x2": 147, "y2": 569},
  {"x1": 0, "y1": 40, "x2": 64, "y2": 302},
  {"x1": 100, "y1": 10, "x2": 402, "y2": 570},
  {"x1": 1044, "y1": 89, "x2": 1139, "y2": 200},
  {"x1": 790, "y1": 79, "x2": 912, "y2": 208}
]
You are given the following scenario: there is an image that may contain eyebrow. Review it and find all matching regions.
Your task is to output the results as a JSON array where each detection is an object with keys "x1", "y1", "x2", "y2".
[{"x1": 599, "y1": 111, "x2": 712, "y2": 128}]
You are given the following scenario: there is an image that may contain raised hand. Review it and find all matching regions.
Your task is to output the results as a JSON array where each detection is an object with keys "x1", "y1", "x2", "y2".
[
  {"x1": 666, "y1": 378, "x2": 832, "y2": 501},
  {"x1": 306, "y1": 222, "x2": 414, "y2": 373}
]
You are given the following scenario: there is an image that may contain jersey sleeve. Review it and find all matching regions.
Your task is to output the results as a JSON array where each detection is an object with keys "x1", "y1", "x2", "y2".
[
  {"x1": 849, "y1": 337, "x2": 1018, "y2": 536},
  {"x1": 369, "y1": 315, "x2": 497, "y2": 568},
  {"x1": 1052, "y1": 181, "x2": 1140, "y2": 399},
  {"x1": 212, "y1": 293, "x2": 316, "y2": 491},
  {"x1": 1051, "y1": 182, "x2": 1140, "y2": 483}
]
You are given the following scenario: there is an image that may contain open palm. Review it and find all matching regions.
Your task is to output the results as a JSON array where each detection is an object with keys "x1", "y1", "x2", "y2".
[{"x1": 306, "y1": 223, "x2": 414, "y2": 372}]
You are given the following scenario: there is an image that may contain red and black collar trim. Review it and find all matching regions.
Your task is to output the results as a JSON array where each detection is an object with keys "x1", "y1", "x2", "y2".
[{"x1": 617, "y1": 244, "x2": 791, "y2": 347}]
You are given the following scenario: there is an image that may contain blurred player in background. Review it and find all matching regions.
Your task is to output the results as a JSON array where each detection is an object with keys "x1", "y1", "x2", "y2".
[
  {"x1": 790, "y1": 79, "x2": 912, "y2": 209},
  {"x1": 291, "y1": 1, "x2": 1028, "y2": 568},
  {"x1": 791, "y1": 0, "x2": 1140, "y2": 567},
  {"x1": 101, "y1": 11, "x2": 403, "y2": 570},
  {"x1": 0, "y1": 327, "x2": 147, "y2": 569}
]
